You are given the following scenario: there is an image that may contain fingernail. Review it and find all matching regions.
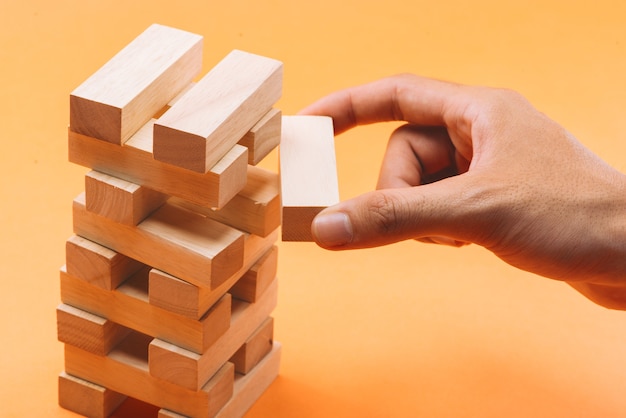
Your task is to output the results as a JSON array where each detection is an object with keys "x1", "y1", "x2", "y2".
[{"x1": 312, "y1": 212, "x2": 353, "y2": 247}]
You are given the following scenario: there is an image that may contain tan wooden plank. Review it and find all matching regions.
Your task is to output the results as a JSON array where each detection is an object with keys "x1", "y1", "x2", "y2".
[
  {"x1": 215, "y1": 342, "x2": 281, "y2": 418},
  {"x1": 58, "y1": 372, "x2": 126, "y2": 418},
  {"x1": 229, "y1": 317, "x2": 274, "y2": 374},
  {"x1": 229, "y1": 246, "x2": 278, "y2": 303},
  {"x1": 57, "y1": 304, "x2": 131, "y2": 356},
  {"x1": 60, "y1": 266, "x2": 231, "y2": 354},
  {"x1": 280, "y1": 115, "x2": 339, "y2": 241},
  {"x1": 158, "y1": 342, "x2": 282, "y2": 418},
  {"x1": 70, "y1": 24, "x2": 202, "y2": 145},
  {"x1": 149, "y1": 279, "x2": 278, "y2": 391},
  {"x1": 65, "y1": 235, "x2": 144, "y2": 290},
  {"x1": 238, "y1": 108, "x2": 282, "y2": 165},
  {"x1": 64, "y1": 332, "x2": 234, "y2": 418},
  {"x1": 149, "y1": 230, "x2": 277, "y2": 320},
  {"x1": 85, "y1": 170, "x2": 168, "y2": 225},
  {"x1": 158, "y1": 409, "x2": 187, "y2": 418},
  {"x1": 73, "y1": 193, "x2": 245, "y2": 289},
  {"x1": 68, "y1": 128, "x2": 248, "y2": 210},
  {"x1": 169, "y1": 165, "x2": 280, "y2": 237},
  {"x1": 148, "y1": 270, "x2": 203, "y2": 321},
  {"x1": 153, "y1": 50, "x2": 283, "y2": 173}
]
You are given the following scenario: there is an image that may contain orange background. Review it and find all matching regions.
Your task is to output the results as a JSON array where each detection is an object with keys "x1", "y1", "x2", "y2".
[{"x1": 2, "y1": 1, "x2": 626, "y2": 417}]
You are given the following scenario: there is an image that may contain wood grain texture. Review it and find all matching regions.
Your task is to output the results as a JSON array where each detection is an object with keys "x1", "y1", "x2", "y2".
[
  {"x1": 85, "y1": 170, "x2": 168, "y2": 225},
  {"x1": 158, "y1": 342, "x2": 282, "y2": 418},
  {"x1": 238, "y1": 108, "x2": 282, "y2": 165},
  {"x1": 229, "y1": 317, "x2": 274, "y2": 374},
  {"x1": 280, "y1": 115, "x2": 339, "y2": 241},
  {"x1": 148, "y1": 229, "x2": 277, "y2": 320},
  {"x1": 65, "y1": 235, "x2": 144, "y2": 290},
  {"x1": 57, "y1": 304, "x2": 131, "y2": 356},
  {"x1": 68, "y1": 127, "x2": 248, "y2": 210},
  {"x1": 169, "y1": 165, "x2": 280, "y2": 237},
  {"x1": 215, "y1": 342, "x2": 281, "y2": 418},
  {"x1": 229, "y1": 246, "x2": 277, "y2": 303},
  {"x1": 58, "y1": 372, "x2": 126, "y2": 418},
  {"x1": 64, "y1": 332, "x2": 234, "y2": 418},
  {"x1": 70, "y1": 24, "x2": 202, "y2": 144},
  {"x1": 73, "y1": 193, "x2": 245, "y2": 289},
  {"x1": 60, "y1": 266, "x2": 232, "y2": 354},
  {"x1": 149, "y1": 279, "x2": 278, "y2": 391},
  {"x1": 153, "y1": 50, "x2": 283, "y2": 173}
]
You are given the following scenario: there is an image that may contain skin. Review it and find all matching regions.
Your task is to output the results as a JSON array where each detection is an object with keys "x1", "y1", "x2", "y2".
[{"x1": 300, "y1": 74, "x2": 626, "y2": 310}]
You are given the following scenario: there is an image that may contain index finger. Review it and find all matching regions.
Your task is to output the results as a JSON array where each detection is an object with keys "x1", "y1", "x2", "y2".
[{"x1": 298, "y1": 74, "x2": 465, "y2": 134}]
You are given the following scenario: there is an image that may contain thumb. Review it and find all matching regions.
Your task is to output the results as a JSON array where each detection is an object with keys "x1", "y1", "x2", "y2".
[{"x1": 311, "y1": 176, "x2": 479, "y2": 250}]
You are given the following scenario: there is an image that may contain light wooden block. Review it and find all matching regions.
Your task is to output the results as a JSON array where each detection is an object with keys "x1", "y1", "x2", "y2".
[
  {"x1": 60, "y1": 266, "x2": 231, "y2": 354},
  {"x1": 65, "y1": 235, "x2": 143, "y2": 290},
  {"x1": 169, "y1": 165, "x2": 280, "y2": 237},
  {"x1": 70, "y1": 24, "x2": 203, "y2": 144},
  {"x1": 158, "y1": 409, "x2": 187, "y2": 418},
  {"x1": 69, "y1": 128, "x2": 248, "y2": 209},
  {"x1": 64, "y1": 332, "x2": 234, "y2": 418},
  {"x1": 230, "y1": 317, "x2": 274, "y2": 374},
  {"x1": 73, "y1": 193, "x2": 245, "y2": 289},
  {"x1": 229, "y1": 246, "x2": 278, "y2": 303},
  {"x1": 159, "y1": 342, "x2": 281, "y2": 418},
  {"x1": 85, "y1": 170, "x2": 168, "y2": 225},
  {"x1": 57, "y1": 304, "x2": 131, "y2": 356},
  {"x1": 215, "y1": 342, "x2": 281, "y2": 418},
  {"x1": 149, "y1": 279, "x2": 278, "y2": 391},
  {"x1": 58, "y1": 372, "x2": 126, "y2": 418},
  {"x1": 153, "y1": 50, "x2": 283, "y2": 173},
  {"x1": 159, "y1": 88, "x2": 280, "y2": 166},
  {"x1": 149, "y1": 230, "x2": 278, "y2": 320},
  {"x1": 238, "y1": 108, "x2": 282, "y2": 165},
  {"x1": 280, "y1": 115, "x2": 339, "y2": 241}
]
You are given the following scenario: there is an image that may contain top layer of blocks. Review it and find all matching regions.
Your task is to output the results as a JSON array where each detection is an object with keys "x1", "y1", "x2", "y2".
[{"x1": 70, "y1": 23, "x2": 283, "y2": 174}]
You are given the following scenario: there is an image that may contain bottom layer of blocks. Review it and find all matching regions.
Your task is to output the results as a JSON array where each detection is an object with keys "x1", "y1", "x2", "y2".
[
  {"x1": 58, "y1": 305, "x2": 280, "y2": 417},
  {"x1": 58, "y1": 342, "x2": 281, "y2": 418},
  {"x1": 57, "y1": 230, "x2": 281, "y2": 417}
]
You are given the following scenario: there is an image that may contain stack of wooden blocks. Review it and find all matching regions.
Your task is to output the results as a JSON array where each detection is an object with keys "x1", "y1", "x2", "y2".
[{"x1": 57, "y1": 24, "x2": 285, "y2": 417}]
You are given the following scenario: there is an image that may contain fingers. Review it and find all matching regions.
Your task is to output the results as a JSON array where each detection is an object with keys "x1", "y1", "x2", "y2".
[
  {"x1": 377, "y1": 124, "x2": 457, "y2": 189},
  {"x1": 311, "y1": 176, "x2": 478, "y2": 250},
  {"x1": 299, "y1": 74, "x2": 465, "y2": 134}
]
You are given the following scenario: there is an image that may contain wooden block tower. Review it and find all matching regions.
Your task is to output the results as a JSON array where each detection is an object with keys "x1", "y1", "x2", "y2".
[{"x1": 58, "y1": 24, "x2": 284, "y2": 417}]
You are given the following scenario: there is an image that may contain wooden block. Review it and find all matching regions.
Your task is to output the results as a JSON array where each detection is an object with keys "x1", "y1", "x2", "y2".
[
  {"x1": 159, "y1": 342, "x2": 282, "y2": 418},
  {"x1": 229, "y1": 317, "x2": 274, "y2": 374},
  {"x1": 230, "y1": 246, "x2": 278, "y2": 303},
  {"x1": 58, "y1": 371, "x2": 126, "y2": 418},
  {"x1": 215, "y1": 342, "x2": 281, "y2": 418},
  {"x1": 153, "y1": 50, "x2": 283, "y2": 173},
  {"x1": 73, "y1": 193, "x2": 245, "y2": 289},
  {"x1": 280, "y1": 115, "x2": 339, "y2": 241},
  {"x1": 149, "y1": 230, "x2": 278, "y2": 320},
  {"x1": 69, "y1": 128, "x2": 248, "y2": 209},
  {"x1": 57, "y1": 304, "x2": 131, "y2": 356},
  {"x1": 238, "y1": 108, "x2": 282, "y2": 165},
  {"x1": 169, "y1": 165, "x2": 280, "y2": 237},
  {"x1": 65, "y1": 235, "x2": 143, "y2": 290},
  {"x1": 70, "y1": 24, "x2": 202, "y2": 145},
  {"x1": 64, "y1": 332, "x2": 234, "y2": 418},
  {"x1": 158, "y1": 409, "x2": 187, "y2": 418},
  {"x1": 148, "y1": 270, "x2": 204, "y2": 321},
  {"x1": 60, "y1": 266, "x2": 231, "y2": 354},
  {"x1": 157, "y1": 87, "x2": 280, "y2": 167},
  {"x1": 149, "y1": 279, "x2": 278, "y2": 391},
  {"x1": 85, "y1": 170, "x2": 168, "y2": 225}
]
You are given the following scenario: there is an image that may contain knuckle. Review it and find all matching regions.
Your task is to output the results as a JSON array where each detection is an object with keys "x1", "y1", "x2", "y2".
[{"x1": 364, "y1": 192, "x2": 408, "y2": 236}]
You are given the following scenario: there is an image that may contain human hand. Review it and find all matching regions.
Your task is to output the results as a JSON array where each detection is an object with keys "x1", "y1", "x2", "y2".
[{"x1": 300, "y1": 74, "x2": 626, "y2": 309}]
